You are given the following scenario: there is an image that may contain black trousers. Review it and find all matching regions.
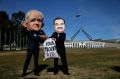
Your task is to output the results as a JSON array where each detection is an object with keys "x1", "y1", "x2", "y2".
[
  {"x1": 23, "y1": 49, "x2": 39, "y2": 74},
  {"x1": 54, "y1": 49, "x2": 68, "y2": 73}
]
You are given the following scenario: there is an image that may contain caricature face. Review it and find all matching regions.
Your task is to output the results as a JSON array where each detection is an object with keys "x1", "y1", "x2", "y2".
[
  {"x1": 54, "y1": 19, "x2": 65, "y2": 33},
  {"x1": 25, "y1": 11, "x2": 43, "y2": 31}
]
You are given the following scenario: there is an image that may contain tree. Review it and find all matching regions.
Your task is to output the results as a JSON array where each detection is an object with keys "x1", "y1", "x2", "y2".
[
  {"x1": 0, "y1": 11, "x2": 9, "y2": 50},
  {"x1": 11, "y1": 11, "x2": 26, "y2": 49},
  {"x1": 11, "y1": 11, "x2": 25, "y2": 27}
]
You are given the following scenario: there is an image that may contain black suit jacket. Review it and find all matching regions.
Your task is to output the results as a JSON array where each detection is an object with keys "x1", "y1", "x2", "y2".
[
  {"x1": 27, "y1": 30, "x2": 46, "y2": 50},
  {"x1": 51, "y1": 32, "x2": 66, "y2": 52}
]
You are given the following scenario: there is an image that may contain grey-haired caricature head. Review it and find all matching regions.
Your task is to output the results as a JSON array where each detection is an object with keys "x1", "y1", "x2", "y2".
[{"x1": 22, "y1": 10, "x2": 44, "y2": 31}]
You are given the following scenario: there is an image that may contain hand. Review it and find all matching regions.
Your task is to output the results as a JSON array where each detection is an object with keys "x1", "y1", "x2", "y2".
[
  {"x1": 52, "y1": 38, "x2": 56, "y2": 41},
  {"x1": 40, "y1": 35, "x2": 48, "y2": 40}
]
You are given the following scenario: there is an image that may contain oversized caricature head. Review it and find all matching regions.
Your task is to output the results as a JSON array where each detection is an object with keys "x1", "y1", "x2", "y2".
[
  {"x1": 54, "y1": 17, "x2": 65, "y2": 33},
  {"x1": 21, "y1": 10, "x2": 44, "y2": 31}
]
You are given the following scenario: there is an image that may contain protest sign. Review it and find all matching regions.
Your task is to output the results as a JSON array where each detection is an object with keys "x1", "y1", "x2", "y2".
[{"x1": 43, "y1": 38, "x2": 60, "y2": 61}]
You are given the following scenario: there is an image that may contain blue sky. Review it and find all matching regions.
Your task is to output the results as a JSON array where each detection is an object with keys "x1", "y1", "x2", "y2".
[{"x1": 0, "y1": 0, "x2": 120, "y2": 40}]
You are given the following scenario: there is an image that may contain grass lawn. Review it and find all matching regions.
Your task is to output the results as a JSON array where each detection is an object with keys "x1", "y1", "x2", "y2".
[{"x1": 0, "y1": 48, "x2": 120, "y2": 79}]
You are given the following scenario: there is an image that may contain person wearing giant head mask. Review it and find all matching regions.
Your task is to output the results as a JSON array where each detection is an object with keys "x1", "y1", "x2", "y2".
[
  {"x1": 51, "y1": 17, "x2": 70, "y2": 75},
  {"x1": 21, "y1": 10, "x2": 47, "y2": 77}
]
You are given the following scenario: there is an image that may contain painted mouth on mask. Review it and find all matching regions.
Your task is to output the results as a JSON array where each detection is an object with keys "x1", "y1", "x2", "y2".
[{"x1": 57, "y1": 27, "x2": 63, "y2": 29}]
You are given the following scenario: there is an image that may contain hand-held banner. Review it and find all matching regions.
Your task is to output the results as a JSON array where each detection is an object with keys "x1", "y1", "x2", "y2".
[{"x1": 43, "y1": 38, "x2": 60, "y2": 61}]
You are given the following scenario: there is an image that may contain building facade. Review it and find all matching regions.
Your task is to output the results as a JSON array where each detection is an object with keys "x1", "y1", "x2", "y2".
[{"x1": 64, "y1": 41, "x2": 120, "y2": 48}]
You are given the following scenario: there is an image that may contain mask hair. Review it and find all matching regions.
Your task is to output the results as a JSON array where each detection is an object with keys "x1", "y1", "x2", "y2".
[
  {"x1": 25, "y1": 9, "x2": 44, "y2": 21},
  {"x1": 53, "y1": 17, "x2": 65, "y2": 25}
]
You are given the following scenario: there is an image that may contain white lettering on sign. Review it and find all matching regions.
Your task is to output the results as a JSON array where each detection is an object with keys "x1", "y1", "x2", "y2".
[{"x1": 45, "y1": 41, "x2": 55, "y2": 46}]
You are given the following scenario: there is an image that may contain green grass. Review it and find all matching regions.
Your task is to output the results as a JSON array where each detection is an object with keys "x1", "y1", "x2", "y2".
[{"x1": 0, "y1": 48, "x2": 120, "y2": 79}]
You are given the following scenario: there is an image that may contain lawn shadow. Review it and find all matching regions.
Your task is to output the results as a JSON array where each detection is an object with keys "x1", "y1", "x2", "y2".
[
  {"x1": 47, "y1": 65, "x2": 63, "y2": 73},
  {"x1": 111, "y1": 66, "x2": 120, "y2": 72},
  {"x1": 27, "y1": 64, "x2": 49, "y2": 74}
]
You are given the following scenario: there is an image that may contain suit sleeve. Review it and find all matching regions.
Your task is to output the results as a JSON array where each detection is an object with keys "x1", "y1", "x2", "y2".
[
  {"x1": 27, "y1": 31, "x2": 40, "y2": 41},
  {"x1": 51, "y1": 32, "x2": 66, "y2": 42},
  {"x1": 27, "y1": 30, "x2": 46, "y2": 42},
  {"x1": 50, "y1": 32, "x2": 56, "y2": 38}
]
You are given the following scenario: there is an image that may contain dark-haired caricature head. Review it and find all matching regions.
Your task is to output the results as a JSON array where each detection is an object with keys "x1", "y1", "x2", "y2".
[{"x1": 54, "y1": 17, "x2": 65, "y2": 33}]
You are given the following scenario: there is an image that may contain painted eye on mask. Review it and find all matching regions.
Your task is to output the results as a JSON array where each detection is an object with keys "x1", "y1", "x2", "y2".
[{"x1": 29, "y1": 18, "x2": 43, "y2": 22}]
